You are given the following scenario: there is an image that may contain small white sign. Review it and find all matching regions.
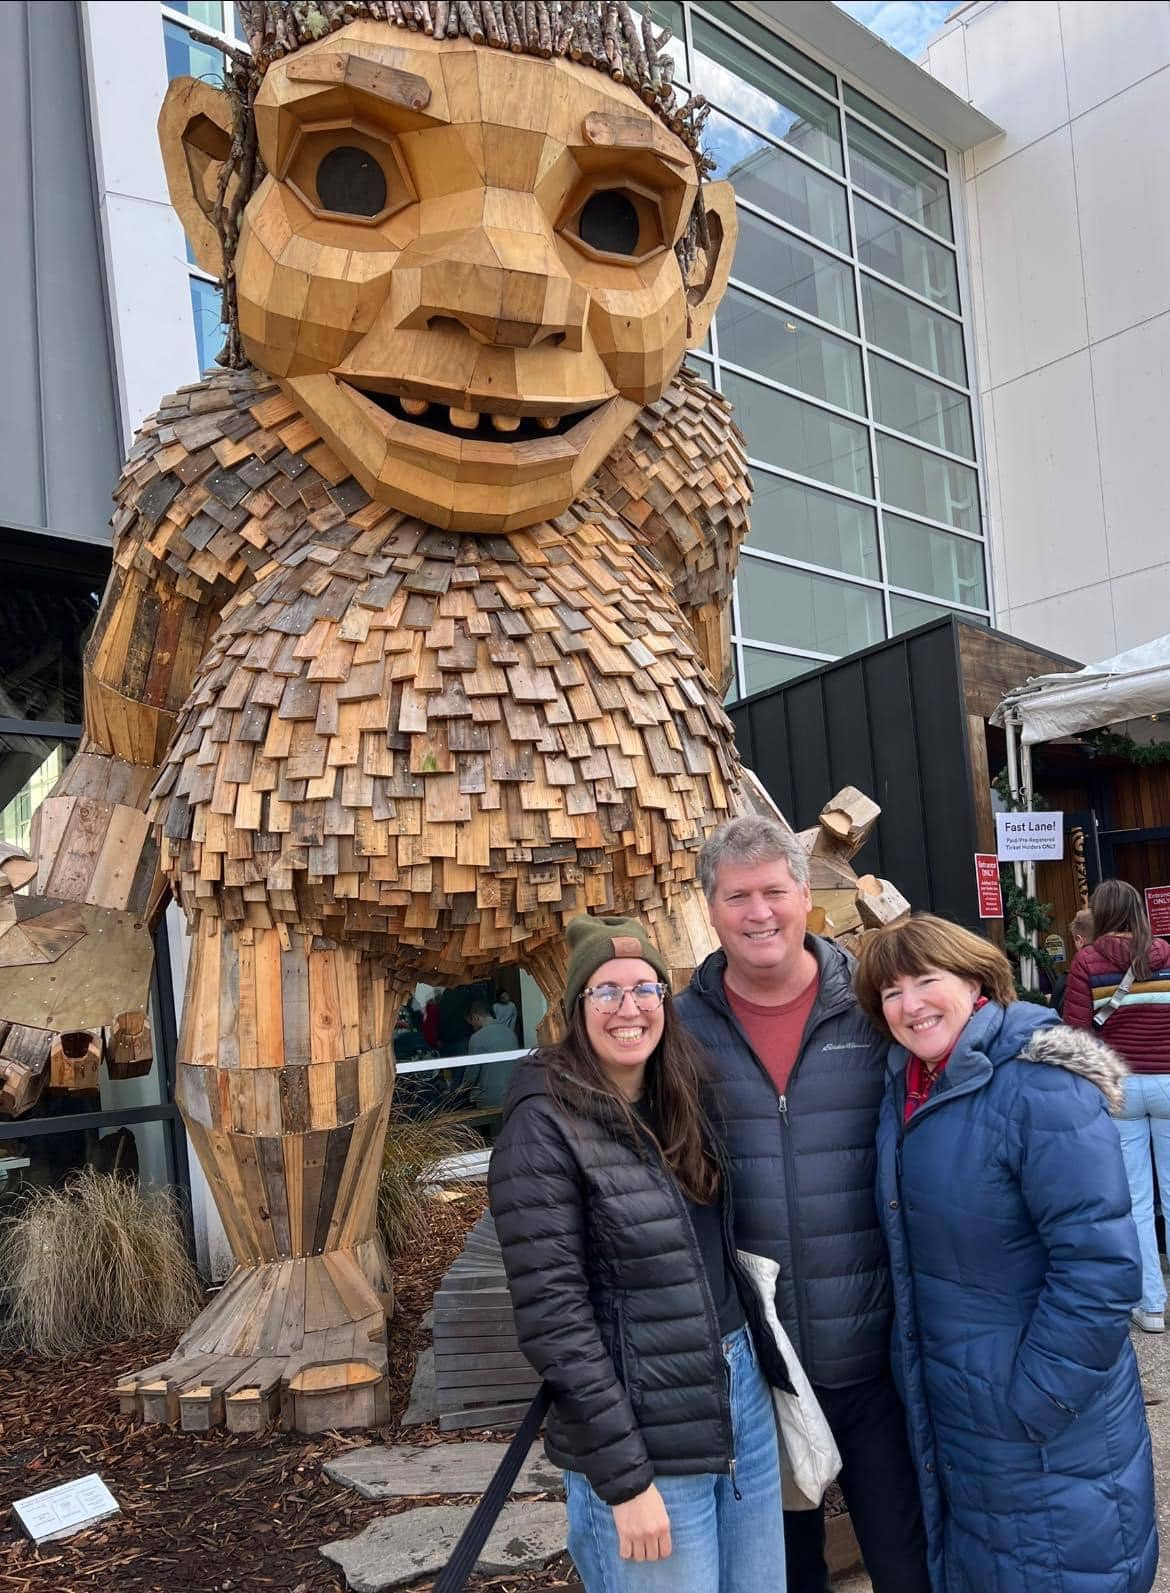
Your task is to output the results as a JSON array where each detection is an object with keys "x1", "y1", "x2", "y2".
[
  {"x1": 995, "y1": 811, "x2": 1064, "y2": 862},
  {"x1": 13, "y1": 1473, "x2": 119, "y2": 1544}
]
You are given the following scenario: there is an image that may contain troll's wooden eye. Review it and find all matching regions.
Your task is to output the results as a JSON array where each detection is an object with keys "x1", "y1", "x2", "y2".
[
  {"x1": 577, "y1": 190, "x2": 641, "y2": 255},
  {"x1": 316, "y1": 146, "x2": 387, "y2": 217}
]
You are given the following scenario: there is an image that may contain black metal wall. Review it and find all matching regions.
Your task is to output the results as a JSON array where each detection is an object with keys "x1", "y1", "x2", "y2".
[{"x1": 730, "y1": 618, "x2": 982, "y2": 930}]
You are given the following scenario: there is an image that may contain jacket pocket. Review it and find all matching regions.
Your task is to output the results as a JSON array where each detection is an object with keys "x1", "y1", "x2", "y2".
[{"x1": 615, "y1": 1296, "x2": 642, "y2": 1402}]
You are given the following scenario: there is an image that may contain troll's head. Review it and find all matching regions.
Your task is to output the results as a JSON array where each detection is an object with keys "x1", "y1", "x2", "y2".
[{"x1": 158, "y1": 0, "x2": 736, "y2": 530}]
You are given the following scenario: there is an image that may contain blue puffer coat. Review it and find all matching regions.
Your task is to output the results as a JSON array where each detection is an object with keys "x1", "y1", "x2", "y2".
[{"x1": 877, "y1": 1000, "x2": 1157, "y2": 1592}]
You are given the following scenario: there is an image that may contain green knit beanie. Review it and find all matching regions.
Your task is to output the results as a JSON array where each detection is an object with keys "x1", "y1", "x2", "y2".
[{"x1": 562, "y1": 914, "x2": 670, "y2": 1016}]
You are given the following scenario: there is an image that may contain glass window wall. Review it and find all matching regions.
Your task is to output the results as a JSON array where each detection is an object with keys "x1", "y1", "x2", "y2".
[
  {"x1": 742, "y1": 646, "x2": 818, "y2": 696},
  {"x1": 737, "y1": 558, "x2": 884, "y2": 658},
  {"x1": 869, "y1": 355, "x2": 974, "y2": 459},
  {"x1": 747, "y1": 473, "x2": 880, "y2": 580},
  {"x1": 846, "y1": 116, "x2": 953, "y2": 239},
  {"x1": 884, "y1": 514, "x2": 988, "y2": 609},
  {"x1": 717, "y1": 287, "x2": 865, "y2": 414},
  {"x1": 861, "y1": 275, "x2": 967, "y2": 385},
  {"x1": 877, "y1": 434, "x2": 980, "y2": 534},
  {"x1": 720, "y1": 371, "x2": 873, "y2": 497},
  {"x1": 732, "y1": 207, "x2": 857, "y2": 333},
  {"x1": 853, "y1": 196, "x2": 960, "y2": 311}
]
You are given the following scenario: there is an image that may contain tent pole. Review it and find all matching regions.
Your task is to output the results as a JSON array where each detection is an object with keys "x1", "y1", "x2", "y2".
[{"x1": 1003, "y1": 716, "x2": 1035, "y2": 988}]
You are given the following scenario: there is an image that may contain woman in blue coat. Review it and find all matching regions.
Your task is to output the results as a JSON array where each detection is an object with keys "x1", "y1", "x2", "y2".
[{"x1": 854, "y1": 915, "x2": 1156, "y2": 1593}]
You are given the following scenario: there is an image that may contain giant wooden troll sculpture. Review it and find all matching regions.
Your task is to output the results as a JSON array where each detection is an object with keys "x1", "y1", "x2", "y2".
[{"x1": 16, "y1": 0, "x2": 757, "y2": 1431}]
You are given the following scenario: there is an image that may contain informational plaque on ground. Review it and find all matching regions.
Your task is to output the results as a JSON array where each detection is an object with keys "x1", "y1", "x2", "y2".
[
  {"x1": 995, "y1": 812, "x2": 1064, "y2": 862},
  {"x1": 12, "y1": 1474, "x2": 119, "y2": 1544},
  {"x1": 974, "y1": 854, "x2": 1003, "y2": 919},
  {"x1": 1146, "y1": 886, "x2": 1170, "y2": 936}
]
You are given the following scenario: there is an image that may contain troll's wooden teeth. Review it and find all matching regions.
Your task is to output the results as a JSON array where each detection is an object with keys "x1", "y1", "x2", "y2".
[
  {"x1": 400, "y1": 397, "x2": 430, "y2": 417},
  {"x1": 449, "y1": 406, "x2": 479, "y2": 430},
  {"x1": 489, "y1": 414, "x2": 521, "y2": 433}
]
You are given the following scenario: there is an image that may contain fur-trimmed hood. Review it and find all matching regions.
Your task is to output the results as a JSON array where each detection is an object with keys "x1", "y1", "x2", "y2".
[{"x1": 1019, "y1": 1025, "x2": 1129, "y2": 1113}]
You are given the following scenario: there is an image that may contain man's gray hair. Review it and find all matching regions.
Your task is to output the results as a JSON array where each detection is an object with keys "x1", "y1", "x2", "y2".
[{"x1": 698, "y1": 815, "x2": 810, "y2": 900}]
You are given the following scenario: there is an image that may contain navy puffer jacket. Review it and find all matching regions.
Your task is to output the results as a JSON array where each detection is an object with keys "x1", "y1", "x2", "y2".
[
  {"x1": 676, "y1": 935, "x2": 891, "y2": 1386},
  {"x1": 878, "y1": 1000, "x2": 1157, "y2": 1592}
]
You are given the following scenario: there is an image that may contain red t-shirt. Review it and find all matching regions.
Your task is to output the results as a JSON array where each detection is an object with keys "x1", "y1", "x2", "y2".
[{"x1": 727, "y1": 975, "x2": 819, "y2": 1097}]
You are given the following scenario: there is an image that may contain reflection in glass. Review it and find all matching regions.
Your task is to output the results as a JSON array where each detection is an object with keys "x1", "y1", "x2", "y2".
[
  {"x1": 741, "y1": 646, "x2": 818, "y2": 695},
  {"x1": 732, "y1": 208, "x2": 857, "y2": 333},
  {"x1": 0, "y1": 566, "x2": 103, "y2": 723},
  {"x1": 721, "y1": 371, "x2": 873, "y2": 497},
  {"x1": 854, "y1": 196, "x2": 960, "y2": 311},
  {"x1": 718, "y1": 288, "x2": 865, "y2": 414},
  {"x1": 708, "y1": 111, "x2": 850, "y2": 252},
  {"x1": 737, "y1": 557, "x2": 884, "y2": 657},
  {"x1": 705, "y1": 6, "x2": 836, "y2": 94},
  {"x1": 889, "y1": 594, "x2": 989, "y2": 635},
  {"x1": 191, "y1": 276, "x2": 226, "y2": 374},
  {"x1": 0, "y1": 740, "x2": 71, "y2": 853},
  {"x1": 692, "y1": 14, "x2": 842, "y2": 174},
  {"x1": 870, "y1": 355, "x2": 974, "y2": 458},
  {"x1": 843, "y1": 85, "x2": 947, "y2": 169},
  {"x1": 747, "y1": 472, "x2": 880, "y2": 580},
  {"x1": 847, "y1": 117, "x2": 953, "y2": 240},
  {"x1": 861, "y1": 275, "x2": 966, "y2": 385},
  {"x1": 163, "y1": 17, "x2": 225, "y2": 84},
  {"x1": 878, "y1": 434, "x2": 980, "y2": 533},
  {"x1": 166, "y1": 1, "x2": 226, "y2": 24},
  {"x1": 884, "y1": 514, "x2": 988, "y2": 608},
  {"x1": 646, "y1": 2, "x2": 686, "y2": 77}
]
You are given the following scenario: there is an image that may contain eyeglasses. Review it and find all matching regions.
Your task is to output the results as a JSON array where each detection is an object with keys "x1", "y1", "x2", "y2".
[{"x1": 581, "y1": 981, "x2": 669, "y2": 1014}]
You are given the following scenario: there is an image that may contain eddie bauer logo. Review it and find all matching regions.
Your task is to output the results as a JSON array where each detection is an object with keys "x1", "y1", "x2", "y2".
[{"x1": 822, "y1": 1042, "x2": 868, "y2": 1051}]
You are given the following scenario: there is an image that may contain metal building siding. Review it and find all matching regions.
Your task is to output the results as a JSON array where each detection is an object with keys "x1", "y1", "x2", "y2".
[
  {"x1": 0, "y1": 0, "x2": 121, "y2": 544},
  {"x1": 730, "y1": 620, "x2": 980, "y2": 929}
]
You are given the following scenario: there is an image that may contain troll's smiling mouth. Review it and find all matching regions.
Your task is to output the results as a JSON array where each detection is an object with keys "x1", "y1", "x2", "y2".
[{"x1": 341, "y1": 379, "x2": 605, "y2": 445}]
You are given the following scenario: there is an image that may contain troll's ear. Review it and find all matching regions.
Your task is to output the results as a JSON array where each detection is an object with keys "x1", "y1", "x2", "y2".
[
  {"x1": 684, "y1": 180, "x2": 738, "y2": 347},
  {"x1": 158, "y1": 76, "x2": 237, "y2": 277}
]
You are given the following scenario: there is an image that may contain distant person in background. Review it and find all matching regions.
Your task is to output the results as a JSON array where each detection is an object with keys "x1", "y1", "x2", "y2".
[
  {"x1": 1050, "y1": 907, "x2": 1094, "y2": 1016},
  {"x1": 421, "y1": 991, "x2": 442, "y2": 1051},
  {"x1": 1065, "y1": 879, "x2": 1170, "y2": 1333},
  {"x1": 493, "y1": 986, "x2": 520, "y2": 1040},
  {"x1": 468, "y1": 1002, "x2": 522, "y2": 1114}
]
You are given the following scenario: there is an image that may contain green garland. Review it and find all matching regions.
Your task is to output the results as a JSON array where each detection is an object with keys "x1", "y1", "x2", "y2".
[{"x1": 1083, "y1": 728, "x2": 1170, "y2": 765}]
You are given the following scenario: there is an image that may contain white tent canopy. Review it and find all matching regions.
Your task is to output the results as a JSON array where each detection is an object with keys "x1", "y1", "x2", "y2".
[{"x1": 991, "y1": 634, "x2": 1170, "y2": 746}]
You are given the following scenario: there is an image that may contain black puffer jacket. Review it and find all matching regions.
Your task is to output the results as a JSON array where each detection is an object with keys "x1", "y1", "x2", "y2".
[
  {"x1": 675, "y1": 935, "x2": 891, "y2": 1388},
  {"x1": 488, "y1": 1057, "x2": 790, "y2": 1505}
]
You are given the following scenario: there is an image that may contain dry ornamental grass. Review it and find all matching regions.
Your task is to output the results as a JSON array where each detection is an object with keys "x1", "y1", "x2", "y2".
[
  {"x1": 377, "y1": 1105, "x2": 484, "y2": 1258},
  {"x1": 0, "y1": 1167, "x2": 202, "y2": 1358}
]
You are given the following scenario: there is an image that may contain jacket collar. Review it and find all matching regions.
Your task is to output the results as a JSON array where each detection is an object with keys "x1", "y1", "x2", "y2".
[
  {"x1": 887, "y1": 999, "x2": 1063, "y2": 1101},
  {"x1": 690, "y1": 933, "x2": 855, "y2": 1021}
]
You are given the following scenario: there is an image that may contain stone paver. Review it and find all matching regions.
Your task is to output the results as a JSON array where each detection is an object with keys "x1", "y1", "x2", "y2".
[
  {"x1": 399, "y1": 1345, "x2": 437, "y2": 1428},
  {"x1": 324, "y1": 1440, "x2": 561, "y2": 1500},
  {"x1": 320, "y1": 1499, "x2": 566, "y2": 1592}
]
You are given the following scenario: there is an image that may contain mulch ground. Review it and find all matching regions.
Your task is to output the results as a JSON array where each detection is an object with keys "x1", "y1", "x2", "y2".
[{"x1": 0, "y1": 1189, "x2": 579, "y2": 1593}]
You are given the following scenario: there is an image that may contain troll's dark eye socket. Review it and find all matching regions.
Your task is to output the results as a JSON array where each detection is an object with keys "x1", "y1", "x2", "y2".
[
  {"x1": 578, "y1": 190, "x2": 641, "y2": 256},
  {"x1": 316, "y1": 146, "x2": 388, "y2": 217}
]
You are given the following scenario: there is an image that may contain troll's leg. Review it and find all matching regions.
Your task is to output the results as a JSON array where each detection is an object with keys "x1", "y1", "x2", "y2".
[{"x1": 118, "y1": 923, "x2": 399, "y2": 1433}]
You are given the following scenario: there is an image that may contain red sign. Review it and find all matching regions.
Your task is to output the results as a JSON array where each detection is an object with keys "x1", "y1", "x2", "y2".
[
  {"x1": 1146, "y1": 885, "x2": 1170, "y2": 936},
  {"x1": 975, "y1": 853, "x2": 1003, "y2": 919}
]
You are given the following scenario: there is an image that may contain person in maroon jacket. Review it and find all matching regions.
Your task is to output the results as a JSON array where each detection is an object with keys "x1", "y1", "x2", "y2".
[{"x1": 1065, "y1": 879, "x2": 1170, "y2": 1332}]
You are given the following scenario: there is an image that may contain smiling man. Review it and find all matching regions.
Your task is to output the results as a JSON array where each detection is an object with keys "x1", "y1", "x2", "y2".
[{"x1": 675, "y1": 815, "x2": 931, "y2": 1593}]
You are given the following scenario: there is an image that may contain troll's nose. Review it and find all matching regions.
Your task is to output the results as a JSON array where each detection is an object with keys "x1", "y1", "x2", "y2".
[{"x1": 392, "y1": 220, "x2": 586, "y2": 351}]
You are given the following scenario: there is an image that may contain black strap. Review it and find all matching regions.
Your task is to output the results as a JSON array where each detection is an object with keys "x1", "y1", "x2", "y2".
[
  {"x1": 432, "y1": 1383, "x2": 553, "y2": 1593},
  {"x1": 1093, "y1": 961, "x2": 1137, "y2": 1028}
]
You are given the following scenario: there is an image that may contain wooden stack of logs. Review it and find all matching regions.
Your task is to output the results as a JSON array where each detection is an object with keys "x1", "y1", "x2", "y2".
[{"x1": 800, "y1": 786, "x2": 910, "y2": 950}]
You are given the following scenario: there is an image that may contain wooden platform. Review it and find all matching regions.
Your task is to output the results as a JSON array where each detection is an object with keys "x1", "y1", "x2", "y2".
[{"x1": 432, "y1": 1213, "x2": 538, "y2": 1432}]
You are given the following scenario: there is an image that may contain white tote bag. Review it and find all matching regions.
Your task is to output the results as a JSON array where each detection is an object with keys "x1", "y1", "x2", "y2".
[{"x1": 738, "y1": 1250, "x2": 842, "y2": 1510}]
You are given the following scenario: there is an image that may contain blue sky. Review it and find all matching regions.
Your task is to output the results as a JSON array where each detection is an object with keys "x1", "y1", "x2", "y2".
[{"x1": 834, "y1": 2, "x2": 954, "y2": 61}]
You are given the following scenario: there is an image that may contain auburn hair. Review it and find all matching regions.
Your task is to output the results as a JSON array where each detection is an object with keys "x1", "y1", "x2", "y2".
[
  {"x1": 1090, "y1": 879, "x2": 1153, "y2": 980},
  {"x1": 854, "y1": 914, "x2": 1017, "y2": 1036},
  {"x1": 542, "y1": 998, "x2": 720, "y2": 1204}
]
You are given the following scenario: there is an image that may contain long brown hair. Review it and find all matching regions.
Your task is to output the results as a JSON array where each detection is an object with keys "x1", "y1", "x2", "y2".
[
  {"x1": 1090, "y1": 879, "x2": 1153, "y2": 980},
  {"x1": 542, "y1": 998, "x2": 720, "y2": 1204},
  {"x1": 854, "y1": 914, "x2": 1017, "y2": 1036}
]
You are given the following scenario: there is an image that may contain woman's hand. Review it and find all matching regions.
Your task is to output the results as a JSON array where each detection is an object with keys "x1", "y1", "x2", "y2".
[{"x1": 613, "y1": 1483, "x2": 671, "y2": 1561}]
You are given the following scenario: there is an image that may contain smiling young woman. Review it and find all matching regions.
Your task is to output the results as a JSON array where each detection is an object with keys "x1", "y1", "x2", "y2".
[
  {"x1": 853, "y1": 915, "x2": 1156, "y2": 1593},
  {"x1": 489, "y1": 914, "x2": 794, "y2": 1593}
]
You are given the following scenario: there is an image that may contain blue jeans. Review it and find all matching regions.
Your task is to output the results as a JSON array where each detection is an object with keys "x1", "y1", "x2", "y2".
[
  {"x1": 564, "y1": 1325, "x2": 786, "y2": 1593},
  {"x1": 1117, "y1": 1072, "x2": 1170, "y2": 1312}
]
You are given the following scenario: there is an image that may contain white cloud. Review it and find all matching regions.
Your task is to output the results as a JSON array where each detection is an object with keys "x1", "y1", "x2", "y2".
[{"x1": 835, "y1": 2, "x2": 954, "y2": 60}]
